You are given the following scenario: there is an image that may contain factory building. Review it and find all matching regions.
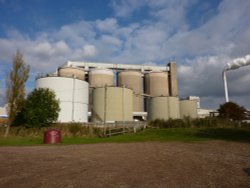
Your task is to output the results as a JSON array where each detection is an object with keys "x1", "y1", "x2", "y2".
[{"x1": 35, "y1": 61, "x2": 197, "y2": 123}]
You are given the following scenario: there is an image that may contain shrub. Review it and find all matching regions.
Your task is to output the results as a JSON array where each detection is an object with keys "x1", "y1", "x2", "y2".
[
  {"x1": 218, "y1": 102, "x2": 247, "y2": 121},
  {"x1": 22, "y1": 88, "x2": 60, "y2": 128}
]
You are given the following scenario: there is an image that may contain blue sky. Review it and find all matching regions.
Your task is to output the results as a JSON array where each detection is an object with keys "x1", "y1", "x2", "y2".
[{"x1": 0, "y1": 0, "x2": 250, "y2": 109}]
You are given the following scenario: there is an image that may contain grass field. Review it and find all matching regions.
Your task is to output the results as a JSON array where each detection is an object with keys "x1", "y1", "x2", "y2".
[{"x1": 1, "y1": 127, "x2": 250, "y2": 146}]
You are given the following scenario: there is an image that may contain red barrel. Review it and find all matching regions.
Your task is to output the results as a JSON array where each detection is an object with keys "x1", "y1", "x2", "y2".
[{"x1": 44, "y1": 129, "x2": 61, "y2": 144}]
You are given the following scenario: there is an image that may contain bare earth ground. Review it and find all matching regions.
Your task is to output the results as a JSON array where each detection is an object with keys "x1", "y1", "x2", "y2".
[{"x1": 0, "y1": 141, "x2": 250, "y2": 188}]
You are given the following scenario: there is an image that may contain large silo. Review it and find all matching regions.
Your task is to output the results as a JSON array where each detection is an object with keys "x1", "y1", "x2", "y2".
[
  {"x1": 180, "y1": 100, "x2": 198, "y2": 119},
  {"x1": 58, "y1": 67, "x2": 85, "y2": 80},
  {"x1": 117, "y1": 71, "x2": 143, "y2": 112},
  {"x1": 36, "y1": 77, "x2": 89, "y2": 123},
  {"x1": 92, "y1": 87, "x2": 133, "y2": 122},
  {"x1": 88, "y1": 69, "x2": 114, "y2": 87},
  {"x1": 88, "y1": 69, "x2": 114, "y2": 113},
  {"x1": 144, "y1": 71, "x2": 169, "y2": 97},
  {"x1": 147, "y1": 97, "x2": 180, "y2": 121}
]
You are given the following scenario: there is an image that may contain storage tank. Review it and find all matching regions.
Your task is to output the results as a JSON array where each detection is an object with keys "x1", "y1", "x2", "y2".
[
  {"x1": 148, "y1": 97, "x2": 180, "y2": 121},
  {"x1": 88, "y1": 69, "x2": 114, "y2": 113},
  {"x1": 92, "y1": 87, "x2": 133, "y2": 122},
  {"x1": 58, "y1": 67, "x2": 85, "y2": 80},
  {"x1": 144, "y1": 71, "x2": 169, "y2": 97},
  {"x1": 180, "y1": 100, "x2": 198, "y2": 119},
  {"x1": 117, "y1": 71, "x2": 143, "y2": 112},
  {"x1": 89, "y1": 69, "x2": 114, "y2": 87},
  {"x1": 36, "y1": 77, "x2": 89, "y2": 122}
]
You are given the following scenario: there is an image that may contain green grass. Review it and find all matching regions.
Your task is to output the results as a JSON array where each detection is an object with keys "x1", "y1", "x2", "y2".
[{"x1": 1, "y1": 128, "x2": 250, "y2": 146}]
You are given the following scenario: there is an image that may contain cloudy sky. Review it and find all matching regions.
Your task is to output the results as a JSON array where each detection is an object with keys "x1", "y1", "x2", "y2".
[{"x1": 0, "y1": 0, "x2": 249, "y2": 109}]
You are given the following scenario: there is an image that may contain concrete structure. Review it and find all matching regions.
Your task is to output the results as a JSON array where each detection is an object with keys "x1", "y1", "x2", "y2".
[
  {"x1": 58, "y1": 67, "x2": 85, "y2": 80},
  {"x1": 187, "y1": 96, "x2": 200, "y2": 109},
  {"x1": 92, "y1": 87, "x2": 133, "y2": 122},
  {"x1": 144, "y1": 71, "x2": 169, "y2": 97},
  {"x1": 147, "y1": 97, "x2": 180, "y2": 121},
  {"x1": 62, "y1": 61, "x2": 169, "y2": 72},
  {"x1": 88, "y1": 69, "x2": 114, "y2": 112},
  {"x1": 180, "y1": 100, "x2": 198, "y2": 119},
  {"x1": 39, "y1": 60, "x2": 181, "y2": 122},
  {"x1": 88, "y1": 69, "x2": 114, "y2": 87},
  {"x1": 168, "y1": 62, "x2": 178, "y2": 96},
  {"x1": 36, "y1": 77, "x2": 89, "y2": 123},
  {"x1": 198, "y1": 108, "x2": 217, "y2": 118},
  {"x1": 117, "y1": 71, "x2": 143, "y2": 112}
]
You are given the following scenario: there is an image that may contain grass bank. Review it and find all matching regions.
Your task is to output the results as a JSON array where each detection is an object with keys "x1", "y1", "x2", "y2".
[{"x1": 1, "y1": 127, "x2": 250, "y2": 146}]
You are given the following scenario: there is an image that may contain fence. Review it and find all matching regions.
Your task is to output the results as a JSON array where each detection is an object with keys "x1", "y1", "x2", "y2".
[{"x1": 89, "y1": 121, "x2": 147, "y2": 137}]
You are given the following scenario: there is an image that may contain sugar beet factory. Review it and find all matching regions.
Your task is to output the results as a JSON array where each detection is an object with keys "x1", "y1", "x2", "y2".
[{"x1": 35, "y1": 61, "x2": 199, "y2": 123}]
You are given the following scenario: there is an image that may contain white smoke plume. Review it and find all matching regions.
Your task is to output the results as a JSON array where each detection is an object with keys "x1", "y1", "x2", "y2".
[{"x1": 224, "y1": 54, "x2": 250, "y2": 71}]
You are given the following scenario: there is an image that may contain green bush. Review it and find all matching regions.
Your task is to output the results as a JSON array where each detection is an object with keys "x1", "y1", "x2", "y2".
[{"x1": 20, "y1": 88, "x2": 60, "y2": 128}]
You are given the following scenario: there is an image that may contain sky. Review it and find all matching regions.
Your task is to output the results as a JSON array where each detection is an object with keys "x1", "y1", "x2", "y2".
[{"x1": 0, "y1": 0, "x2": 250, "y2": 109}]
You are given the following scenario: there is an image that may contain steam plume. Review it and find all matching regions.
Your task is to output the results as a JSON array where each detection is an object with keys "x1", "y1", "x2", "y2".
[{"x1": 224, "y1": 54, "x2": 250, "y2": 71}]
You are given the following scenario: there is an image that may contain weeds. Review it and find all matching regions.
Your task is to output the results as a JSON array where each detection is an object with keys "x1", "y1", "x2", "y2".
[{"x1": 149, "y1": 117, "x2": 250, "y2": 128}]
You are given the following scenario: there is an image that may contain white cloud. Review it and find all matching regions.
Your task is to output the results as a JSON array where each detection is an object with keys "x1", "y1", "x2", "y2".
[
  {"x1": 82, "y1": 44, "x2": 97, "y2": 58},
  {"x1": 1, "y1": 0, "x2": 250, "y2": 108},
  {"x1": 96, "y1": 18, "x2": 118, "y2": 32},
  {"x1": 110, "y1": 0, "x2": 145, "y2": 18}
]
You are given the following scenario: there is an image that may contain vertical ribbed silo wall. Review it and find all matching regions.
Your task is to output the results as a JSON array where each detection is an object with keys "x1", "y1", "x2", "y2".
[
  {"x1": 92, "y1": 87, "x2": 133, "y2": 122},
  {"x1": 144, "y1": 72, "x2": 169, "y2": 97},
  {"x1": 117, "y1": 71, "x2": 143, "y2": 112},
  {"x1": 148, "y1": 97, "x2": 180, "y2": 121},
  {"x1": 88, "y1": 69, "x2": 114, "y2": 114}
]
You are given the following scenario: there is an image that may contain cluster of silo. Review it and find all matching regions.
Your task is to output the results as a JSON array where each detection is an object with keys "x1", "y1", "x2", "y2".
[
  {"x1": 87, "y1": 69, "x2": 133, "y2": 122},
  {"x1": 35, "y1": 61, "x2": 198, "y2": 123}
]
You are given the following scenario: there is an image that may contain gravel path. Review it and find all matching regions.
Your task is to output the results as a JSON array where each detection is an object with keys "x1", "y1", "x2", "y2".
[{"x1": 0, "y1": 141, "x2": 250, "y2": 188}]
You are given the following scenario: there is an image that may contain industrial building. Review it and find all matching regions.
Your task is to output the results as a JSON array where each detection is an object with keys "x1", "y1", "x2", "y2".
[{"x1": 36, "y1": 61, "x2": 198, "y2": 123}]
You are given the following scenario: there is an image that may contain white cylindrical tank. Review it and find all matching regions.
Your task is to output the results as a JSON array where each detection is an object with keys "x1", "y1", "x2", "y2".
[
  {"x1": 36, "y1": 77, "x2": 89, "y2": 123},
  {"x1": 117, "y1": 71, "x2": 143, "y2": 112},
  {"x1": 180, "y1": 100, "x2": 198, "y2": 119},
  {"x1": 58, "y1": 67, "x2": 85, "y2": 80},
  {"x1": 148, "y1": 97, "x2": 180, "y2": 121},
  {"x1": 92, "y1": 87, "x2": 133, "y2": 122}
]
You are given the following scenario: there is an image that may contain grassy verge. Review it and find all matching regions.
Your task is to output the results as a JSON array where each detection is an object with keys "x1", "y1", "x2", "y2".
[{"x1": 1, "y1": 127, "x2": 250, "y2": 146}]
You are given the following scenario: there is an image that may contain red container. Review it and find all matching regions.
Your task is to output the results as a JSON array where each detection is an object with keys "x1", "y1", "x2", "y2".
[{"x1": 44, "y1": 129, "x2": 61, "y2": 144}]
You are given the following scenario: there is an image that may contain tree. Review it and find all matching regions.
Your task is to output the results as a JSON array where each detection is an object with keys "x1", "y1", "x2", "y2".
[
  {"x1": 218, "y1": 101, "x2": 247, "y2": 121},
  {"x1": 5, "y1": 50, "x2": 30, "y2": 137},
  {"x1": 23, "y1": 88, "x2": 60, "y2": 128}
]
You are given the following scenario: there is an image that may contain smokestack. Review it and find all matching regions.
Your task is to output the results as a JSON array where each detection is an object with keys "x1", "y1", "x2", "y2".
[{"x1": 223, "y1": 54, "x2": 250, "y2": 102}]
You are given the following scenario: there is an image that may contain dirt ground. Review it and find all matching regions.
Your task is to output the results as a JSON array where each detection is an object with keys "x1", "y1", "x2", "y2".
[{"x1": 0, "y1": 141, "x2": 250, "y2": 188}]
